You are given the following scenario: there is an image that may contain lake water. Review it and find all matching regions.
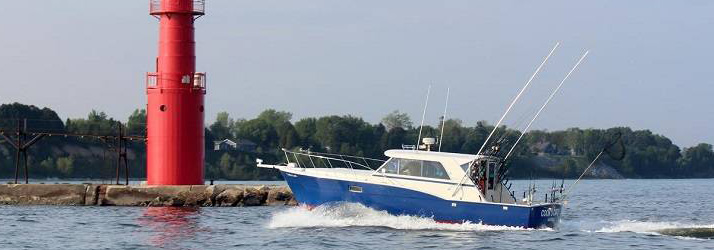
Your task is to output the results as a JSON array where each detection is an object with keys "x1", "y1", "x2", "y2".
[{"x1": 1, "y1": 179, "x2": 713, "y2": 249}]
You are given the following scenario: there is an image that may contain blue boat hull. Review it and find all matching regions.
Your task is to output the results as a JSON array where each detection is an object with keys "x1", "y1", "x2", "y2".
[{"x1": 280, "y1": 171, "x2": 561, "y2": 228}]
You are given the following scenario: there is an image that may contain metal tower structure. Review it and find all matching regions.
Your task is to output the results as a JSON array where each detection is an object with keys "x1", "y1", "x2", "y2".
[{"x1": 146, "y1": 0, "x2": 206, "y2": 185}]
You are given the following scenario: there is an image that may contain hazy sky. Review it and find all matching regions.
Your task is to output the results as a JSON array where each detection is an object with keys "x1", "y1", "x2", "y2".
[{"x1": 1, "y1": 1, "x2": 712, "y2": 147}]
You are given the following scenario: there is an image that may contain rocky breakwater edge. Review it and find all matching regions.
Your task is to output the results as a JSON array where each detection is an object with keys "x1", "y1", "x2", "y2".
[{"x1": 0, "y1": 184, "x2": 296, "y2": 207}]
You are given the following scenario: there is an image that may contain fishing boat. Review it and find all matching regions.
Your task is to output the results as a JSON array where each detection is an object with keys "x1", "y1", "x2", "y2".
[
  {"x1": 258, "y1": 143, "x2": 562, "y2": 228},
  {"x1": 258, "y1": 43, "x2": 591, "y2": 229}
]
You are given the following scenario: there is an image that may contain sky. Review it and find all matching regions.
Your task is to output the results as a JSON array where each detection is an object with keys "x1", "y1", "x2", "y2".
[{"x1": 0, "y1": 1, "x2": 712, "y2": 147}]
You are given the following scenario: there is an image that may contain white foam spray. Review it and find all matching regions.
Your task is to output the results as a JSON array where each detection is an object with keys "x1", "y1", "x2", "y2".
[
  {"x1": 595, "y1": 220, "x2": 714, "y2": 234},
  {"x1": 268, "y1": 203, "x2": 540, "y2": 231}
]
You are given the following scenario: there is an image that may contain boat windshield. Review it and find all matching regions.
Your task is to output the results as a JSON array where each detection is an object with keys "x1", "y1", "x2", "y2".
[{"x1": 381, "y1": 158, "x2": 449, "y2": 180}]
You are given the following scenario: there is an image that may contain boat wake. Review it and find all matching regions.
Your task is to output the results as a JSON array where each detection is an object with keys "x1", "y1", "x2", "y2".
[
  {"x1": 267, "y1": 203, "x2": 539, "y2": 231},
  {"x1": 582, "y1": 220, "x2": 714, "y2": 239}
]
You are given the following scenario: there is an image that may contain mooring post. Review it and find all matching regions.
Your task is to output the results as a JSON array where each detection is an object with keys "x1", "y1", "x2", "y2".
[
  {"x1": 115, "y1": 139, "x2": 120, "y2": 185},
  {"x1": 113, "y1": 123, "x2": 130, "y2": 185},
  {"x1": 22, "y1": 119, "x2": 28, "y2": 184},
  {"x1": 23, "y1": 151, "x2": 28, "y2": 184},
  {"x1": 124, "y1": 151, "x2": 129, "y2": 185},
  {"x1": 13, "y1": 144, "x2": 20, "y2": 184},
  {"x1": 122, "y1": 124, "x2": 129, "y2": 185},
  {"x1": 14, "y1": 120, "x2": 22, "y2": 184}
]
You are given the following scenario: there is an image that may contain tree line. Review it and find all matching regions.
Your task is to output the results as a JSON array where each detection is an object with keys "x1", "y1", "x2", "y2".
[{"x1": 0, "y1": 102, "x2": 712, "y2": 180}]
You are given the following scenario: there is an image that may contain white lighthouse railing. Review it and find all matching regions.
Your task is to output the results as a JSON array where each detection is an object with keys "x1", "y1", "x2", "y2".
[
  {"x1": 150, "y1": 0, "x2": 205, "y2": 15},
  {"x1": 193, "y1": 0, "x2": 205, "y2": 14},
  {"x1": 146, "y1": 72, "x2": 206, "y2": 91}
]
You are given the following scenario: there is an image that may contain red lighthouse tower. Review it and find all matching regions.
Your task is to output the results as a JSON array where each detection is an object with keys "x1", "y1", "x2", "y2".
[{"x1": 146, "y1": 0, "x2": 206, "y2": 185}]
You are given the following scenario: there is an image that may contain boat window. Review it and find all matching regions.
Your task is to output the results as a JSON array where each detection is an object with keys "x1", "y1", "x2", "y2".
[
  {"x1": 399, "y1": 159, "x2": 422, "y2": 177},
  {"x1": 460, "y1": 163, "x2": 470, "y2": 173},
  {"x1": 488, "y1": 161, "x2": 496, "y2": 190},
  {"x1": 422, "y1": 161, "x2": 449, "y2": 180},
  {"x1": 383, "y1": 158, "x2": 449, "y2": 180},
  {"x1": 383, "y1": 158, "x2": 399, "y2": 174},
  {"x1": 488, "y1": 162, "x2": 496, "y2": 178},
  {"x1": 349, "y1": 185, "x2": 363, "y2": 193}
]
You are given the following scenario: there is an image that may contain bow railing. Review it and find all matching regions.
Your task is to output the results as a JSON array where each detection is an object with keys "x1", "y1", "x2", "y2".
[{"x1": 281, "y1": 149, "x2": 385, "y2": 171}]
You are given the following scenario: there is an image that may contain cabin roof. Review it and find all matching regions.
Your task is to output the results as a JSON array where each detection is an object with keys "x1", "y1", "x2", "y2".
[
  {"x1": 214, "y1": 139, "x2": 237, "y2": 146},
  {"x1": 384, "y1": 149, "x2": 478, "y2": 163}
]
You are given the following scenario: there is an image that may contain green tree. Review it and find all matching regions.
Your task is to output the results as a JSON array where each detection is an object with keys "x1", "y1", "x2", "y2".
[
  {"x1": 66, "y1": 110, "x2": 117, "y2": 134},
  {"x1": 294, "y1": 118, "x2": 318, "y2": 149},
  {"x1": 218, "y1": 153, "x2": 234, "y2": 176},
  {"x1": 209, "y1": 112, "x2": 235, "y2": 140},
  {"x1": 276, "y1": 122, "x2": 299, "y2": 149},
  {"x1": 126, "y1": 109, "x2": 146, "y2": 136},
  {"x1": 678, "y1": 143, "x2": 714, "y2": 177},
  {"x1": 381, "y1": 127, "x2": 407, "y2": 150},
  {"x1": 257, "y1": 109, "x2": 292, "y2": 127},
  {"x1": 236, "y1": 119, "x2": 278, "y2": 152},
  {"x1": 4, "y1": 104, "x2": 714, "y2": 180},
  {"x1": 56, "y1": 157, "x2": 74, "y2": 176},
  {"x1": 0, "y1": 102, "x2": 64, "y2": 131},
  {"x1": 381, "y1": 110, "x2": 413, "y2": 131}
]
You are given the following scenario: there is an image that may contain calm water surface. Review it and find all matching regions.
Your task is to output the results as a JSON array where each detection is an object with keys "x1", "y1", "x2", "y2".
[{"x1": 1, "y1": 179, "x2": 713, "y2": 249}]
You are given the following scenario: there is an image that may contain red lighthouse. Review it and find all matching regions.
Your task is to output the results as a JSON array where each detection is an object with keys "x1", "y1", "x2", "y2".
[{"x1": 146, "y1": 0, "x2": 206, "y2": 185}]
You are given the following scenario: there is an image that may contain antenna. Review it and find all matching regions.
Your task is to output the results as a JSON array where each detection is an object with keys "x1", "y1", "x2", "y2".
[
  {"x1": 416, "y1": 85, "x2": 431, "y2": 149},
  {"x1": 504, "y1": 50, "x2": 589, "y2": 161},
  {"x1": 438, "y1": 87, "x2": 450, "y2": 152},
  {"x1": 452, "y1": 42, "x2": 560, "y2": 196}
]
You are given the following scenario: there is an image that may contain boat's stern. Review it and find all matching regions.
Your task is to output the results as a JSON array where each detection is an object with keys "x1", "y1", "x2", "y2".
[{"x1": 527, "y1": 203, "x2": 563, "y2": 228}]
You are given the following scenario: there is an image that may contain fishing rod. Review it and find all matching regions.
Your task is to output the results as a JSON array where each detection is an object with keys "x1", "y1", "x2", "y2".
[
  {"x1": 451, "y1": 42, "x2": 560, "y2": 196},
  {"x1": 504, "y1": 50, "x2": 590, "y2": 161},
  {"x1": 561, "y1": 132, "x2": 625, "y2": 201},
  {"x1": 492, "y1": 50, "x2": 589, "y2": 189},
  {"x1": 561, "y1": 150, "x2": 603, "y2": 202}
]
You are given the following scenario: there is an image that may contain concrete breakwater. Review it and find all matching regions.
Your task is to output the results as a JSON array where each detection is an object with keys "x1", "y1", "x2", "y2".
[{"x1": 0, "y1": 184, "x2": 296, "y2": 207}]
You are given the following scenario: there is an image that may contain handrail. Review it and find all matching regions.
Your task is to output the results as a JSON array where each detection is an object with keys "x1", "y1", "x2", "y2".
[
  {"x1": 282, "y1": 149, "x2": 378, "y2": 170},
  {"x1": 150, "y1": 0, "x2": 205, "y2": 15},
  {"x1": 300, "y1": 151, "x2": 385, "y2": 165},
  {"x1": 146, "y1": 72, "x2": 206, "y2": 91}
]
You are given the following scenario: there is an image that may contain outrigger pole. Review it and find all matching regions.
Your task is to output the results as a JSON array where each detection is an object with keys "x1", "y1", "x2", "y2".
[
  {"x1": 504, "y1": 50, "x2": 590, "y2": 161},
  {"x1": 438, "y1": 87, "x2": 450, "y2": 152},
  {"x1": 451, "y1": 42, "x2": 560, "y2": 196}
]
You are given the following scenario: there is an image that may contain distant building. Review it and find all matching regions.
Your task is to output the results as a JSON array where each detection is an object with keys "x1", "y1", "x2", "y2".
[
  {"x1": 213, "y1": 139, "x2": 257, "y2": 153},
  {"x1": 532, "y1": 142, "x2": 560, "y2": 156},
  {"x1": 214, "y1": 139, "x2": 237, "y2": 151}
]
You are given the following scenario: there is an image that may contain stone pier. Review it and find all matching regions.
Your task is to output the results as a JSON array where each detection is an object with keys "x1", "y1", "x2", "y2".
[{"x1": 0, "y1": 184, "x2": 296, "y2": 207}]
